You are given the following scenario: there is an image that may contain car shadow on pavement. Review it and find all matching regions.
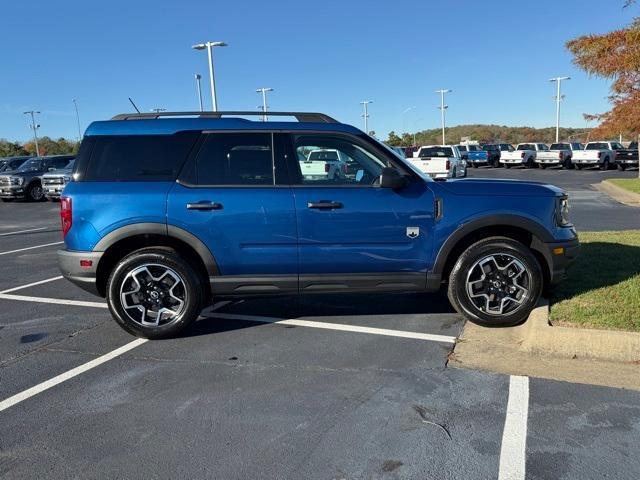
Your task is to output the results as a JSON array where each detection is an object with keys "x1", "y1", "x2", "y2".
[
  {"x1": 179, "y1": 291, "x2": 457, "y2": 339},
  {"x1": 550, "y1": 241, "x2": 640, "y2": 302}
]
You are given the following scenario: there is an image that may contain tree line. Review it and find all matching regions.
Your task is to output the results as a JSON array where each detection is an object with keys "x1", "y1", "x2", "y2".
[
  {"x1": 386, "y1": 125, "x2": 592, "y2": 147},
  {"x1": 0, "y1": 137, "x2": 79, "y2": 157}
]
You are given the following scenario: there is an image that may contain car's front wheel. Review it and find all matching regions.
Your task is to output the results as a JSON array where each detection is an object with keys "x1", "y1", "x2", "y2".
[
  {"x1": 447, "y1": 237, "x2": 543, "y2": 327},
  {"x1": 27, "y1": 183, "x2": 44, "y2": 201},
  {"x1": 106, "y1": 247, "x2": 204, "y2": 339}
]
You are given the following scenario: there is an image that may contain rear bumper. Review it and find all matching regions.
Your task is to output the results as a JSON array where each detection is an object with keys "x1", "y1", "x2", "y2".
[{"x1": 57, "y1": 249, "x2": 104, "y2": 296}]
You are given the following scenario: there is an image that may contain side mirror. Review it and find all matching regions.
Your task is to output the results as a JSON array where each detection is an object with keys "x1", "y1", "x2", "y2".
[{"x1": 380, "y1": 167, "x2": 407, "y2": 190}]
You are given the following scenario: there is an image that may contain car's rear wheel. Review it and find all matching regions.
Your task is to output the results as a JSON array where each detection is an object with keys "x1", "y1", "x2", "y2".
[
  {"x1": 617, "y1": 163, "x2": 627, "y2": 171},
  {"x1": 576, "y1": 164, "x2": 583, "y2": 170},
  {"x1": 106, "y1": 247, "x2": 204, "y2": 339},
  {"x1": 27, "y1": 183, "x2": 44, "y2": 202},
  {"x1": 540, "y1": 164, "x2": 547, "y2": 169},
  {"x1": 447, "y1": 237, "x2": 543, "y2": 327},
  {"x1": 504, "y1": 164, "x2": 511, "y2": 169},
  {"x1": 600, "y1": 157, "x2": 610, "y2": 171}
]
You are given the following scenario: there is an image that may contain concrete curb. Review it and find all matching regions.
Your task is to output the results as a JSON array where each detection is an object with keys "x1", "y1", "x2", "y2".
[
  {"x1": 594, "y1": 180, "x2": 640, "y2": 207},
  {"x1": 521, "y1": 300, "x2": 640, "y2": 363}
]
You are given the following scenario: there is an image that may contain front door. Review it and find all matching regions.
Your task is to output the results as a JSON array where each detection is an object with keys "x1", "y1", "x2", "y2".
[
  {"x1": 284, "y1": 133, "x2": 435, "y2": 293},
  {"x1": 167, "y1": 131, "x2": 298, "y2": 295}
]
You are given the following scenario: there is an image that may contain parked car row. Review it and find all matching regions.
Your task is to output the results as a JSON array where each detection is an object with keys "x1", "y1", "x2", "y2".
[
  {"x1": 395, "y1": 140, "x2": 638, "y2": 177},
  {"x1": 0, "y1": 154, "x2": 75, "y2": 202}
]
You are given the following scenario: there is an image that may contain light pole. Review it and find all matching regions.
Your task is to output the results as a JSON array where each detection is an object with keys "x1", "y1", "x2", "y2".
[
  {"x1": 550, "y1": 76, "x2": 570, "y2": 142},
  {"x1": 360, "y1": 101, "x2": 372, "y2": 134},
  {"x1": 150, "y1": 108, "x2": 167, "y2": 113},
  {"x1": 194, "y1": 74, "x2": 204, "y2": 112},
  {"x1": 435, "y1": 89, "x2": 452, "y2": 144},
  {"x1": 23, "y1": 111, "x2": 41, "y2": 157},
  {"x1": 192, "y1": 41, "x2": 227, "y2": 111},
  {"x1": 256, "y1": 87, "x2": 274, "y2": 121},
  {"x1": 72, "y1": 99, "x2": 82, "y2": 141}
]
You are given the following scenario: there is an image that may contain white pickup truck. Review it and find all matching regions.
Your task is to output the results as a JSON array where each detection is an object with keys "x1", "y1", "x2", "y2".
[
  {"x1": 571, "y1": 141, "x2": 620, "y2": 170},
  {"x1": 409, "y1": 145, "x2": 466, "y2": 179},
  {"x1": 535, "y1": 142, "x2": 584, "y2": 169},
  {"x1": 499, "y1": 143, "x2": 545, "y2": 168},
  {"x1": 299, "y1": 149, "x2": 348, "y2": 181}
]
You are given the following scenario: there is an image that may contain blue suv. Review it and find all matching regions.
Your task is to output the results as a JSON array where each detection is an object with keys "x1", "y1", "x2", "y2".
[{"x1": 57, "y1": 111, "x2": 579, "y2": 338}]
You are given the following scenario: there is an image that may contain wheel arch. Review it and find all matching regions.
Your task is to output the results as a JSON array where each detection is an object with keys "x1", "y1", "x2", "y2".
[
  {"x1": 433, "y1": 216, "x2": 553, "y2": 289},
  {"x1": 93, "y1": 223, "x2": 218, "y2": 297}
]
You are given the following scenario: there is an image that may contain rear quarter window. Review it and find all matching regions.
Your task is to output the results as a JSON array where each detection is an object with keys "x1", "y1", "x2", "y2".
[{"x1": 82, "y1": 132, "x2": 198, "y2": 181}]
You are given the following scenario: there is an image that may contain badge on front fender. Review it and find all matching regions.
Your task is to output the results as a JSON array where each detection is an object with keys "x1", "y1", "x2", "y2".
[{"x1": 406, "y1": 227, "x2": 420, "y2": 239}]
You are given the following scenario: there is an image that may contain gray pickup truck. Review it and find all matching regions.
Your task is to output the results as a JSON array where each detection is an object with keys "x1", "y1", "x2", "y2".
[
  {"x1": 0, "y1": 155, "x2": 72, "y2": 202},
  {"x1": 42, "y1": 157, "x2": 75, "y2": 200}
]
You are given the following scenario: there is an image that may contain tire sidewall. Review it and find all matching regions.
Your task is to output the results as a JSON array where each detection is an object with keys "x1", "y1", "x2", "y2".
[
  {"x1": 448, "y1": 238, "x2": 542, "y2": 326},
  {"x1": 107, "y1": 249, "x2": 203, "y2": 339}
]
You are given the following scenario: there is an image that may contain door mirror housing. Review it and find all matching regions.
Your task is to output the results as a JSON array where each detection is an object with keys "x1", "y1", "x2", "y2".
[{"x1": 379, "y1": 167, "x2": 407, "y2": 191}]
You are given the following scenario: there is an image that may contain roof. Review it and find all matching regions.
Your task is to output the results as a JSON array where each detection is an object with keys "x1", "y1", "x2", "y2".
[{"x1": 85, "y1": 111, "x2": 362, "y2": 136}]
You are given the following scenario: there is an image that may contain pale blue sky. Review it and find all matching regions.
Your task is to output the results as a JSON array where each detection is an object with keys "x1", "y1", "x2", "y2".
[{"x1": 0, "y1": 0, "x2": 634, "y2": 142}]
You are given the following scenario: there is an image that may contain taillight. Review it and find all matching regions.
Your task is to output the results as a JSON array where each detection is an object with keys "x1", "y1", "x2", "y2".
[
  {"x1": 446, "y1": 160, "x2": 451, "y2": 170},
  {"x1": 342, "y1": 164, "x2": 348, "y2": 174},
  {"x1": 597, "y1": 151, "x2": 602, "y2": 158},
  {"x1": 559, "y1": 152, "x2": 563, "y2": 159},
  {"x1": 60, "y1": 196, "x2": 72, "y2": 237},
  {"x1": 325, "y1": 163, "x2": 330, "y2": 173},
  {"x1": 521, "y1": 152, "x2": 526, "y2": 158}
]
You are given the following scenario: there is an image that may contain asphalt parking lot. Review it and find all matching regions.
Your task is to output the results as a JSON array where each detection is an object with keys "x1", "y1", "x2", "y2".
[{"x1": 0, "y1": 168, "x2": 639, "y2": 479}]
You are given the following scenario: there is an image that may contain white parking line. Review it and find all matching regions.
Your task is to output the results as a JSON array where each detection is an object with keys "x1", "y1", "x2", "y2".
[
  {"x1": 0, "y1": 276, "x2": 63, "y2": 294},
  {"x1": 498, "y1": 375, "x2": 530, "y2": 480},
  {"x1": 0, "y1": 293, "x2": 107, "y2": 309},
  {"x1": 0, "y1": 241, "x2": 64, "y2": 256},
  {"x1": 0, "y1": 227, "x2": 48, "y2": 237},
  {"x1": 0, "y1": 292, "x2": 457, "y2": 344},
  {"x1": 0, "y1": 338, "x2": 147, "y2": 413},
  {"x1": 209, "y1": 313, "x2": 457, "y2": 343}
]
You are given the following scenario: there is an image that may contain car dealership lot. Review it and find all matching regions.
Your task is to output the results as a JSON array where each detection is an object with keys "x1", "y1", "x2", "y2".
[{"x1": 0, "y1": 170, "x2": 639, "y2": 479}]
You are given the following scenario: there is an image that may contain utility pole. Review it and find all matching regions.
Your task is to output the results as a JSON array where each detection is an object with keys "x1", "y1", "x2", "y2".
[
  {"x1": 72, "y1": 99, "x2": 82, "y2": 141},
  {"x1": 192, "y1": 41, "x2": 228, "y2": 111},
  {"x1": 256, "y1": 87, "x2": 274, "y2": 121},
  {"x1": 195, "y1": 74, "x2": 204, "y2": 112},
  {"x1": 435, "y1": 89, "x2": 452, "y2": 144},
  {"x1": 550, "y1": 76, "x2": 570, "y2": 142},
  {"x1": 360, "y1": 101, "x2": 372, "y2": 134},
  {"x1": 23, "y1": 111, "x2": 41, "y2": 157}
]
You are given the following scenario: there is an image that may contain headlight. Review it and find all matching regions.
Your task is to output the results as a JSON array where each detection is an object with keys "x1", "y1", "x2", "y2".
[
  {"x1": 557, "y1": 196, "x2": 570, "y2": 226},
  {"x1": 62, "y1": 175, "x2": 71, "y2": 183},
  {"x1": 10, "y1": 177, "x2": 24, "y2": 186}
]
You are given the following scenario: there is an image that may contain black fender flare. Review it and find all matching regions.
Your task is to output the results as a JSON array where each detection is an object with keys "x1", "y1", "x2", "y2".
[
  {"x1": 93, "y1": 222, "x2": 219, "y2": 276},
  {"x1": 431, "y1": 214, "x2": 554, "y2": 276}
]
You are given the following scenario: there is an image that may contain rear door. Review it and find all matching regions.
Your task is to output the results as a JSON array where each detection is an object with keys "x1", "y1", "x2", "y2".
[
  {"x1": 284, "y1": 132, "x2": 435, "y2": 293},
  {"x1": 167, "y1": 131, "x2": 298, "y2": 295}
]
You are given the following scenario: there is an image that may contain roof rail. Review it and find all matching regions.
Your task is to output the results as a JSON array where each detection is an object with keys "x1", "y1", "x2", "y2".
[{"x1": 111, "y1": 111, "x2": 338, "y2": 123}]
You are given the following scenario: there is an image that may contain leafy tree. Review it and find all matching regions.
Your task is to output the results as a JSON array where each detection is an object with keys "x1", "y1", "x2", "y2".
[
  {"x1": 6, "y1": 137, "x2": 78, "y2": 157},
  {"x1": 566, "y1": 4, "x2": 640, "y2": 137},
  {"x1": 386, "y1": 131, "x2": 403, "y2": 146}
]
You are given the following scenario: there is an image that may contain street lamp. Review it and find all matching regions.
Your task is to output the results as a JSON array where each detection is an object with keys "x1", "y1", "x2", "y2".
[
  {"x1": 72, "y1": 99, "x2": 82, "y2": 142},
  {"x1": 192, "y1": 41, "x2": 228, "y2": 111},
  {"x1": 435, "y1": 89, "x2": 452, "y2": 144},
  {"x1": 23, "y1": 111, "x2": 41, "y2": 157},
  {"x1": 360, "y1": 101, "x2": 372, "y2": 134},
  {"x1": 549, "y1": 76, "x2": 570, "y2": 143},
  {"x1": 194, "y1": 74, "x2": 204, "y2": 112},
  {"x1": 256, "y1": 87, "x2": 274, "y2": 121}
]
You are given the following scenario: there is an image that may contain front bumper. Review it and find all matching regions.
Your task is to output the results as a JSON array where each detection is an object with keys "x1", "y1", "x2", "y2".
[
  {"x1": 57, "y1": 249, "x2": 104, "y2": 296},
  {"x1": 0, "y1": 186, "x2": 26, "y2": 198},
  {"x1": 543, "y1": 237, "x2": 580, "y2": 285},
  {"x1": 616, "y1": 159, "x2": 639, "y2": 165}
]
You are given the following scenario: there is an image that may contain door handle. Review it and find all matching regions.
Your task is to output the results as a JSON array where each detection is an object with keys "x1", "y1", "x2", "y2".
[
  {"x1": 186, "y1": 201, "x2": 223, "y2": 211},
  {"x1": 307, "y1": 201, "x2": 343, "y2": 210}
]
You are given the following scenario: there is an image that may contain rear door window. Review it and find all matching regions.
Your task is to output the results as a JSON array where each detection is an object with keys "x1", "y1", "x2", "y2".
[
  {"x1": 84, "y1": 133, "x2": 198, "y2": 181},
  {"x1": 193, "y1": 133, "x2": 275, "y2": 186}
]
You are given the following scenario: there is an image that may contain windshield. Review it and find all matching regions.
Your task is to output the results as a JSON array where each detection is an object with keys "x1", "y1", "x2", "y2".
[
  {"x1": 586, "y1": 143, "x2": 607, "y2": 150},
  {"x1": 419, "y1": 147, "x2": 453, "y2": 157},
  {"x1": 499, "y1": 144, "x2": 515, "y2": 152},
  {"x1": 16, "y1": 158, "x2": 43, "y2": 172},
  {"x1": 65, "y1": 159, "x2": 75, "y2": 169},
  {"x1": 517, "y1": 144, "x2": 534, "y2": 150},
  {"x1": 467, "y1": 145, "x2": 481, "y2": 151},
  {"x1": 308, "y1": 150, "x2": 339, "y2": 161},
  {"x1": 550, "y1": 144, "x2": 567, "y2": 150}
]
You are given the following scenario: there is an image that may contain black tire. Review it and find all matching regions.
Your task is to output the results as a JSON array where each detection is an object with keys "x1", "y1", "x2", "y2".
[
  {"x1": 563, "y1": 158, "x2": 573, "y2": 169},
  {"x1": 106, "y1": 247, "x2": 205, "y2": 339},
  {"x1": 452, "y1": 168, "x2": 457, "y2": 178},
  {"x1": 600, "y1": 158, "x2": 610, "y2": 171},
  {"x1": 447, "y1": 237, "x2": 543, "y2": 327},
  {"x1": 504, "y1": 164, "x2": 511, "y2": 169},
  {"x1": 493, "y1": 159, "x2": 501, "y2": 168},
  {"x1": 576, "y1": 164, "x2": 583, "y2": 170},
  {"x1": 27, "y1": 182, "x2": 44, "y2": 202},
  {"x1": 540, "y1": 164, "x2": 547, "y2": 169},
  {"x1": 617, "y1": 163, "x2": 627, "y2": 171}
]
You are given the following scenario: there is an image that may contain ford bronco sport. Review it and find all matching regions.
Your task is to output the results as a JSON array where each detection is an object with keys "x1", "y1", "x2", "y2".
[{"x1": 58, "y1": 111, "x2": 579, "y2": 339}]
